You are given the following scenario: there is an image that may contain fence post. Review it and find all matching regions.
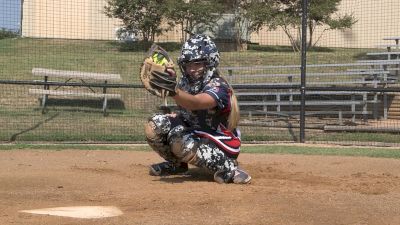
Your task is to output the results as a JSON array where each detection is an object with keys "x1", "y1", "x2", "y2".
[
  {"x1": 300, "y1": 0, "x2": 308, "y2": 143},
  {"x1": 228, "y1": 69, "x2": 233, "y2": 83}
]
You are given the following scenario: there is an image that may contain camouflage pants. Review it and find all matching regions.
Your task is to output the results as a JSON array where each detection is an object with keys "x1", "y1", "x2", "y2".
[{"x1": 146, "y1": 113, "x2": 238, "y2": 177}]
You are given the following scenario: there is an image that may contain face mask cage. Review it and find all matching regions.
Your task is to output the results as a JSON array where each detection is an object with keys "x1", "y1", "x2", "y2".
[{"x1": 180, "y1": 59, "x2": 208, "y2": 82}]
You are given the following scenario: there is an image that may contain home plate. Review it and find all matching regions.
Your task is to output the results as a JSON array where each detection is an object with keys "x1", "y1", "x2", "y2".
[{"x1": 19, "y1": 206, "x2": 123, "y2": 219}]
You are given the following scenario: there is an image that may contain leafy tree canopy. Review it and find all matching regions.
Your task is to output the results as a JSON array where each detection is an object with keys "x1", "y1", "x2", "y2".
[
  {"x1": 104, "y1": 0, "x2": 167, "y2": 42},
  {"x1": 164, "y1": 0, "x2": 222, "y2": 41}
]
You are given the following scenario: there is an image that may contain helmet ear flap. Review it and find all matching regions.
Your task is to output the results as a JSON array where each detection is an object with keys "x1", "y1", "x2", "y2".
[{"x1": 178, "y1": 63, "x2": 186, "y2": 74}]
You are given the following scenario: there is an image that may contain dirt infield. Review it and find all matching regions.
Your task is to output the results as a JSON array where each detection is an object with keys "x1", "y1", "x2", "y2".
[{"x1": 1, "y1": 150, "x2": 400, "y2": 225}]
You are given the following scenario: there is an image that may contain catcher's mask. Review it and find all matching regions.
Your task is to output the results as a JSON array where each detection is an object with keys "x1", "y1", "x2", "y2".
[{"x1": 177, "y1": 34, "x2": 220, "y2": 83}]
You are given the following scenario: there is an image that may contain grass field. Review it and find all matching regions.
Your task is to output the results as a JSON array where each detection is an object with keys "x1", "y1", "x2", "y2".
[
  {"x1": 0, "y1": 38, "x2": 376, "y2": 81},
  {"x1": 1, "y1": 37, "x2": 398, "y2": 144}
]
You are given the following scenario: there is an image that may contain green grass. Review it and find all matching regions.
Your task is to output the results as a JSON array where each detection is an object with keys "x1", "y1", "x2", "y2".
[
  {"x1": 242, "y1": 145, "x2": 400, "y2": 159},
  {"x1": 238, "y1": 125, "x2": 400, "y2": 144},
  {"x1": 0, "y1": 143, "x2": 150, "y2": 151},
  {"x1": 308, "y1": 132, "x2": 400, "y2": 143},
  {"x1": 0, "y1": 37, "x2": 376, "y2": 81},
  {"x1": 0, "y1": 37, "x2": 397, "y2": 143},
  {"x1": 1, "y1": 143, "x2": 399, "y2": 159}
]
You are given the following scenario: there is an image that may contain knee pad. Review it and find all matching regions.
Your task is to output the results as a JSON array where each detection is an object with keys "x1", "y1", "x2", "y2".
[
  {"x1": 170, "y1": 133, "x2": 199, "y2": 164},
  {"x1": 145, "y1": 114, "x2": 172, "y2": 143},
  {"x1": 144, "y1": 121, "x2": 158, "y2": 142},
  {"x1": 167, "y1": 125, "x2": 185, "y2": 142},
  {"x1": 145, "y1": 120, "x2": 178, "y2": 163}
]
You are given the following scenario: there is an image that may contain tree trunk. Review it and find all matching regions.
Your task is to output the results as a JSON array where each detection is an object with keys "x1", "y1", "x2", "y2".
[
  {"x1": 180, "y1": 22, "x2": 185, "y2": 43},
  {"x1": 308, "y1": 21, "x2": 314, "y2": 50},
  {"x1": 142, "y1": 31, "x2": 148, "y2": 42},
  {"x1": 282, "y1": 26, "x2": 300, "y2": 52},
  {"x1": 234, "y1": 17, "x2": 242, "y2": 51},
  {"x1": 151, "y1": 30, "x2": 155, "y2": 42}
]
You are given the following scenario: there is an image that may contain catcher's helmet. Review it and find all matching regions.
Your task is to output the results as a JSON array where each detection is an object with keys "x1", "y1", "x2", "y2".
[{"x1": 177, "y1": 34, "x2": 220, "y2": 70}]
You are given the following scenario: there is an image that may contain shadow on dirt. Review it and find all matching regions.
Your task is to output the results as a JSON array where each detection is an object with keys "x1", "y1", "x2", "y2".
[{"x1": 157, "y1": 168, "x2": 215, "y2": 183}]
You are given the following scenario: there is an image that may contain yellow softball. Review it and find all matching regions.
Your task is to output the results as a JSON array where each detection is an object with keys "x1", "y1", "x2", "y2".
[{"x1": 152, "y1": 52, "x2": 168, "y2": 66}]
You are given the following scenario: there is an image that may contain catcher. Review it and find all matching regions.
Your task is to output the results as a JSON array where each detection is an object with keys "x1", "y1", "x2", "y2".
[{"x1": 141, "y1": 34, "x2": 251, "y2": 184}]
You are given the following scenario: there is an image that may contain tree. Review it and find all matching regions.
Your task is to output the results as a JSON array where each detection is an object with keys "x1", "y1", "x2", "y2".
[
  {"x1": 220, "y1": 0, "x2": 357, "y2": 51},
  {"x1": 214, "y1": 0, "x2": 277, "y2": 51},
  {"x1": 269, "y1": 0, "x2": 358, "y2": 51},
  {"x1": 0, "y1": 28, "x2": 19, "y2": 40},
  {"x1": 308, "y1": 0, "x2": 357, "y2": 48},
  {"x1": 104, "y1": 0, "x2": 166, "y2": 42},
  {"x1": 164, "y1": 0, "x2": 222, "y2": 42},
  {"x1": 236, "y1": 1, "x2": 276, "y2": 50}
]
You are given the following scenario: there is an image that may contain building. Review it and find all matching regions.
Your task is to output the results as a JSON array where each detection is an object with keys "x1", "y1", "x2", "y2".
[{"x1": 21, "y1": 0, "x2": 400, "y2": 48}]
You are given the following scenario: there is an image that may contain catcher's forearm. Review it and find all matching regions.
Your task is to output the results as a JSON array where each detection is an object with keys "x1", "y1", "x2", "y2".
[{"x1": 173, "y1": 89, "x2": 217, "y2": 111}]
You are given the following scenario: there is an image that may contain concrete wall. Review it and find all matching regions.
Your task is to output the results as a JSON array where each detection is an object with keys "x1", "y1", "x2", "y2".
[
  {"x1": 22, "y1": 0, "x2": 121, "y2": 40},
  {"x1": 22, "y1": 0, "x2": 400, "y2": 48}
]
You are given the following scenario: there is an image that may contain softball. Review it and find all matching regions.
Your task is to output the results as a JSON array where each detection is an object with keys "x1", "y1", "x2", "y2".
[{"x1": 152, "y1": 52, "x2": 168, "y2": 66}]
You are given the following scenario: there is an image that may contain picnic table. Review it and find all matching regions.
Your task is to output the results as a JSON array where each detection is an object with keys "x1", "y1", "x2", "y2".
[{"x1": 28, "y1": 68, "x2": 122, "y2": 116}]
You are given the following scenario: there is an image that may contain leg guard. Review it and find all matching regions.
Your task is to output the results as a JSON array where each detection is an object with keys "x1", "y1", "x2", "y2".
[
  {"x1": 145, "y1": 114, "x2": 178, "y2": 163},
  {"x1": 169, "y1": 131, "x2": 238, "y2": 179},
  {"x1": 147, "y1": 114, "x2": 242, "y2": 183},
  {"x1": 170, "y1": 132, "x2": 200, "y2": 164},
  {"x1": 195, "y1": 141, "x2": 237, "y2": 178}
]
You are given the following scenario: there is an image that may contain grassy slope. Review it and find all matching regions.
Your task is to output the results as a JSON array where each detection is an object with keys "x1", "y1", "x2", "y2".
[
  {"x1": 0, "y1": 38, "x2": 374, "y2": 81},
  {"x1": 0, "y1": 38, "x2": 394, "y2": 143}
]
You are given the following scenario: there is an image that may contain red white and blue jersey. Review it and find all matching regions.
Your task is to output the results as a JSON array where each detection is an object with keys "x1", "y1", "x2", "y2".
[{"x1": 177, "y1": 72, "x2": 241, "y2": 158}]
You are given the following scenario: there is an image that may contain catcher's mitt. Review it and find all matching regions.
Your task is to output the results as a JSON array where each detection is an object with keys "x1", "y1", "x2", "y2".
[{"x1": 140, "y1": 44, "x2": 177, "y2": 98}]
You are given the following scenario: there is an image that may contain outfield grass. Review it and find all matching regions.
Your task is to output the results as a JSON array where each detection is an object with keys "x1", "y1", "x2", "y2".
[{"x1": 0, "y1": 144, "x2": 399, "y2": 159}]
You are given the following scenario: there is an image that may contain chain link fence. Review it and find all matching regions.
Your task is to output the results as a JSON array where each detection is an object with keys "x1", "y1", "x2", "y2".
[{"x1": 1, "y1": 0, "x2": 400, "y2": 145}]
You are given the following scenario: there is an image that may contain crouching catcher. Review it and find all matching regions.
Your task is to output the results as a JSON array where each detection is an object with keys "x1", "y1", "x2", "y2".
[{"x1": 140, "y1": 34, "x2": 251, "y2": 184}]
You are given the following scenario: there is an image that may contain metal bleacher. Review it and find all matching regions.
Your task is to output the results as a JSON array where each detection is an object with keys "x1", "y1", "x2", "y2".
[{"x1": 222, "y1": 59, "x2": 399, "y2": 125}]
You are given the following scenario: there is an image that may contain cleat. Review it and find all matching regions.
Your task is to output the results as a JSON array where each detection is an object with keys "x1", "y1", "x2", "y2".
[
  {"x1": 149, "y1": 162, "x2": 188, "y2": 176},
  {"x1": 213, "y1": 170, "x2": 233, "y2": 184},
  {"x1": 214, "y1": 168, "x2": 251, "y2": 184},
  {"x1": 232, "y1": 169, "x2": 251, "y2": 184}
]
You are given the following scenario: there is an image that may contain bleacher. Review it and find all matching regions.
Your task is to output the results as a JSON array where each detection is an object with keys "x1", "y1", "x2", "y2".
[{"x1": 221, "y1": 59, "x2": 399, "y2": 125}]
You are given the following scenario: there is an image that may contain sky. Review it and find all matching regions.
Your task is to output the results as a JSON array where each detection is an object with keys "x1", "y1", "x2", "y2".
[{"x1": 0, "y1": 0, "x2": 21, "y2": 31}]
